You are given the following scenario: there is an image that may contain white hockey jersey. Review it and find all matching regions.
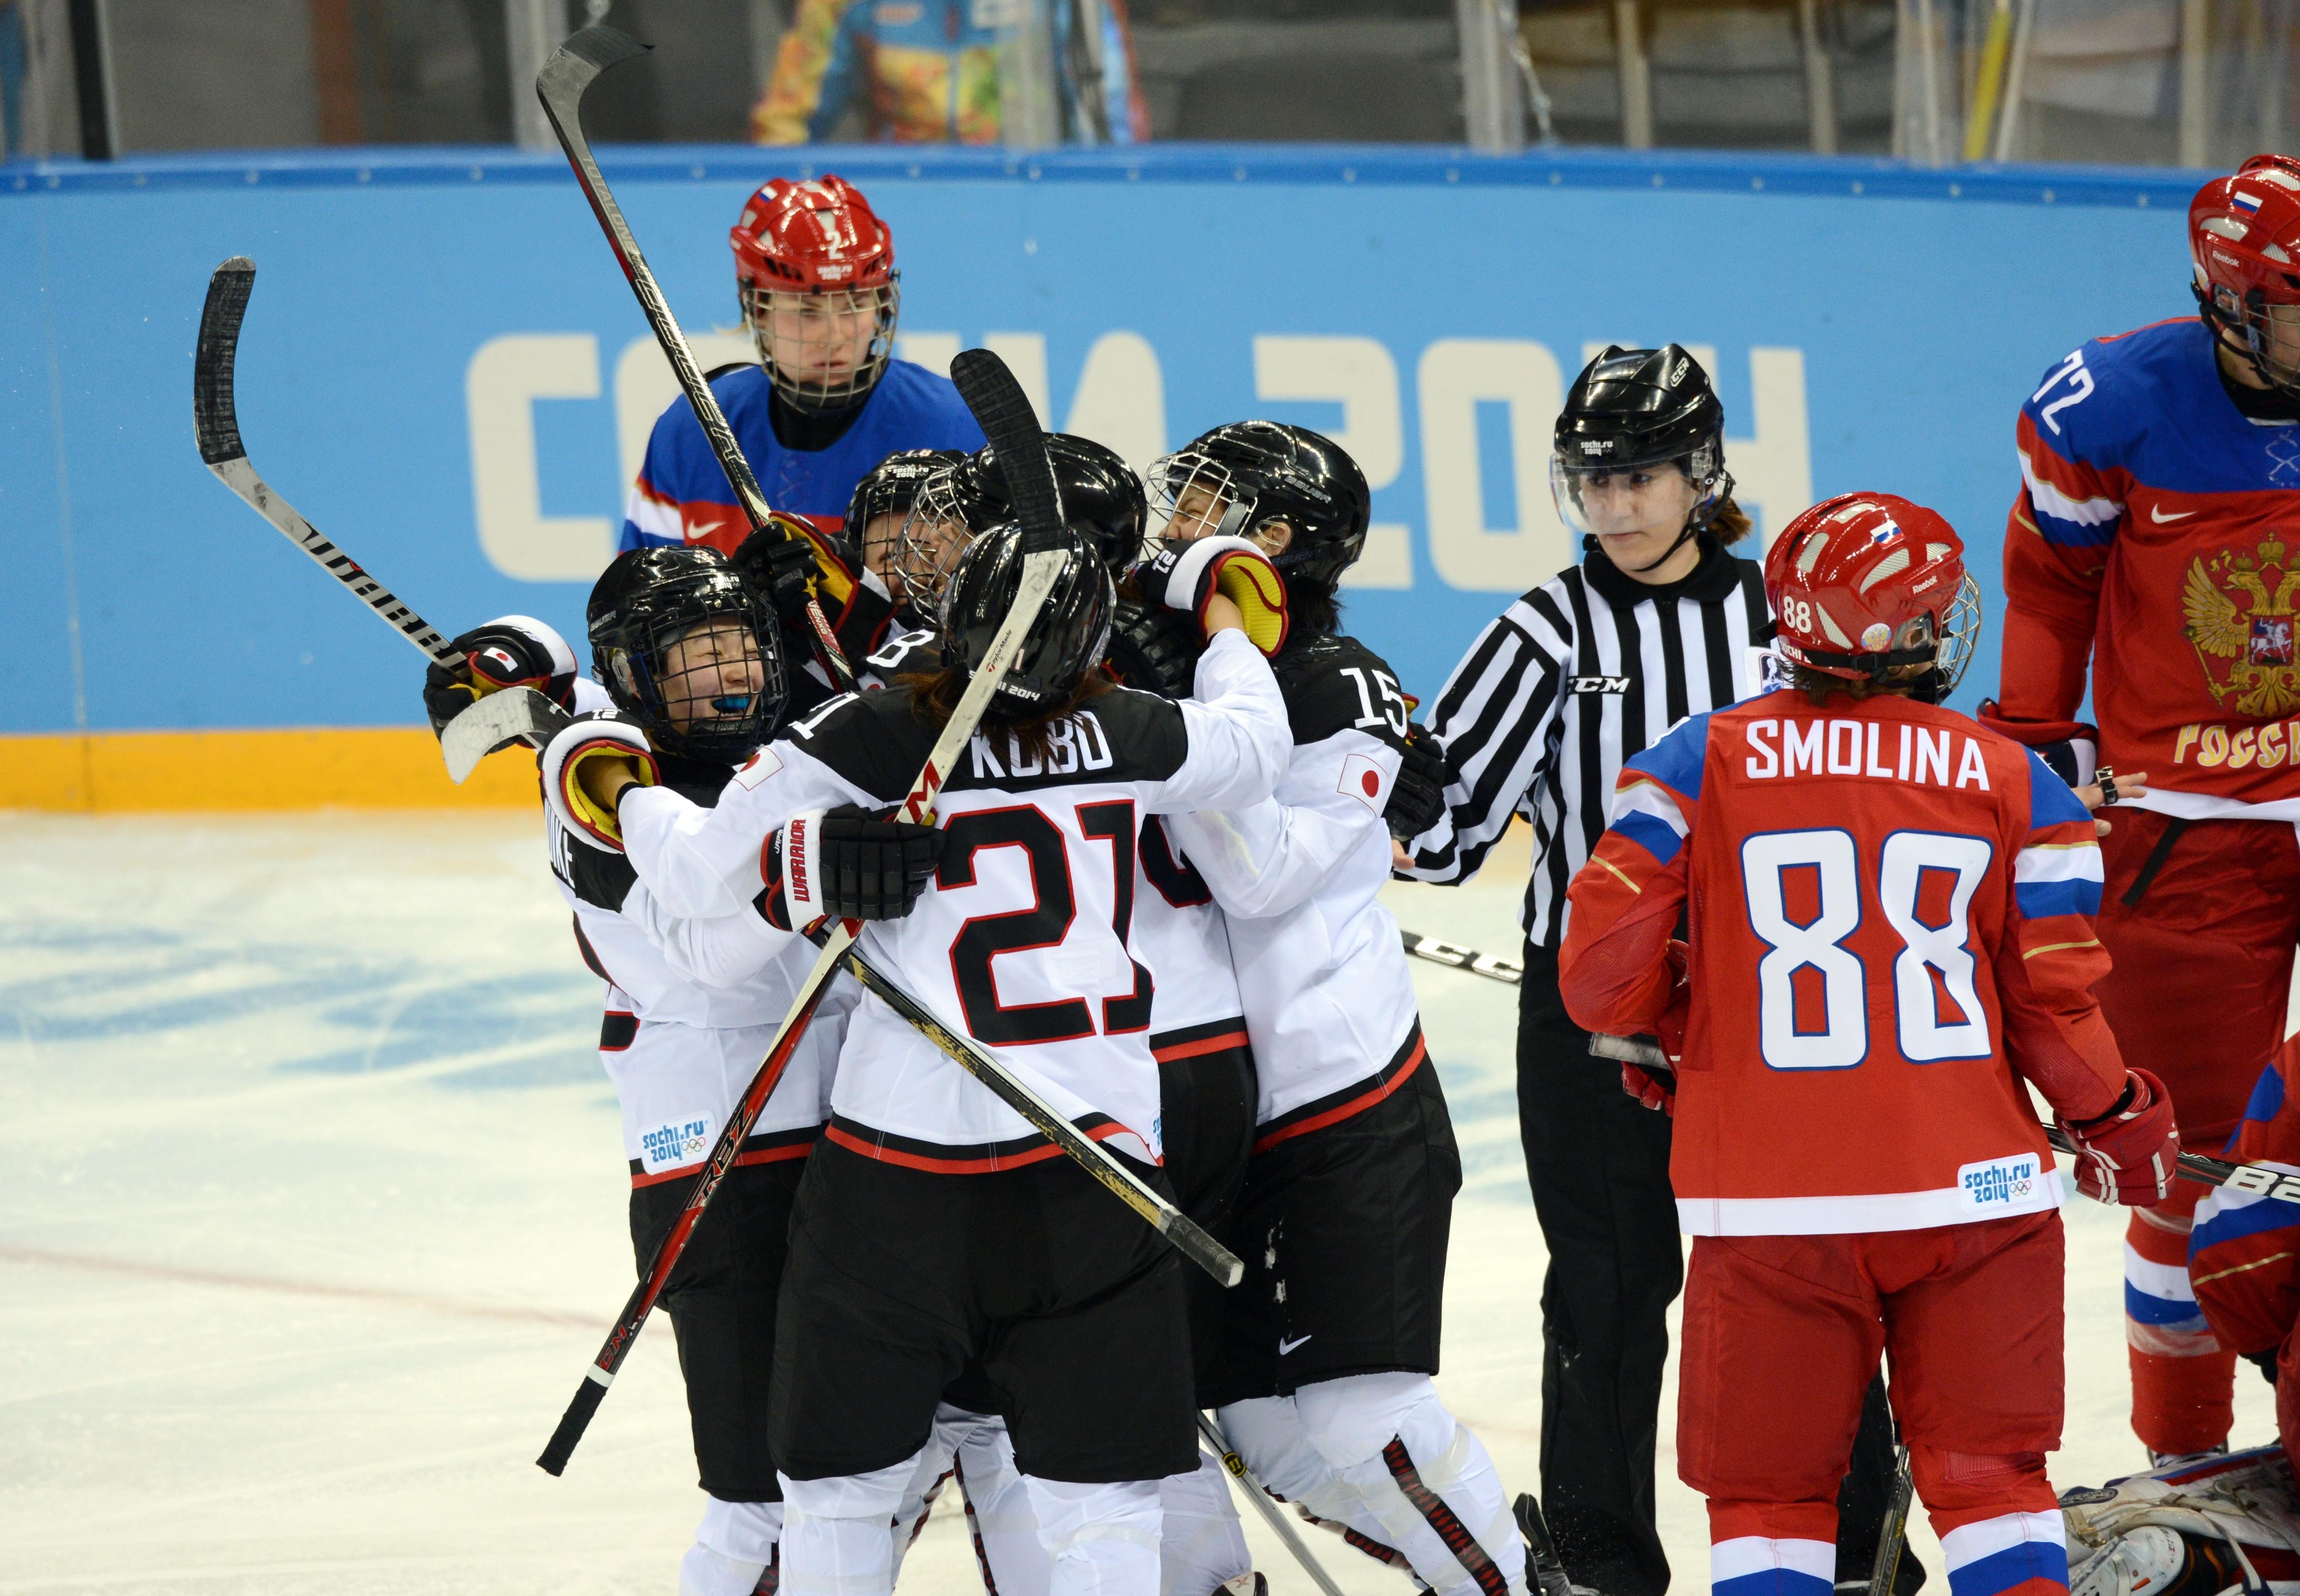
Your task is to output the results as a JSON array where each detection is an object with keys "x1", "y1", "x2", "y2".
[
  {"x1": 619, "y1": 630, "x2": 1291, "y2": 1169},
  {"x1": 1167, "y1": 631, "x2": 1424, "y2": 1143},
  {"x1": 552, "y1": 753, "x2": 846, "y2": 1187},
  {"x1": 1132, "y1": 814, "x2": 1252, "y2": 1066}
]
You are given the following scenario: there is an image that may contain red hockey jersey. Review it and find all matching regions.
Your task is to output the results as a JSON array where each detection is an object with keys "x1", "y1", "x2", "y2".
[
  {"x1": 2189, "y1": 1039, "x2": 2300, "y2": 1355},
  {"x1": 2001, "y1": 316, "x2": 2300, "y2": 818},
  {"x1": 1559, "y1": 691, "x2": 2127, "y2": 1236}
]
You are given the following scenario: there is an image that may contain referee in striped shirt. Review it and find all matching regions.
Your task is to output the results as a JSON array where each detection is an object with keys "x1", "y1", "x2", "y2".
[{"x1": 1404, "y1": 347, "x2": 1907, "y2": 1596}]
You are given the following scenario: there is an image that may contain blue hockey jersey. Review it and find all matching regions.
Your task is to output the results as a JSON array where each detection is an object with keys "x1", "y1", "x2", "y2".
[{"x1": 618, "y1": 358, "x2": 985, "y2": 556}]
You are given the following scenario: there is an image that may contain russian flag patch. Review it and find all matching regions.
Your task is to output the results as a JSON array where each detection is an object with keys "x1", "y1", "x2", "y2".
[{"x1": 2234, "y1": 190, "x2": 2264, "y2": 214}]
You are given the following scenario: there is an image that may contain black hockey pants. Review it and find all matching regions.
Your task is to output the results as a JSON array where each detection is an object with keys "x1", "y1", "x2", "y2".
[{"x1": 1518, "y1": 941, "x2": 1920, "y2": 1596}]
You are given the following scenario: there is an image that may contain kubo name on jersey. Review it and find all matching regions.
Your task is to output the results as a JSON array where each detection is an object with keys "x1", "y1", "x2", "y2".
[{"x1": 1740, "y1": 715, "x2": 1994, "y2": 791}]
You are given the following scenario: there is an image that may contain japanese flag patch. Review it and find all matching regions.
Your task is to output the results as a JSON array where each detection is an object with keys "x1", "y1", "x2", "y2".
[
  {"x1": 733, "y1": 747, "x2": 783, "y2": 791},
  {"x1": 1338, "y1": 751, "x2": 1388, "y2": 812}
]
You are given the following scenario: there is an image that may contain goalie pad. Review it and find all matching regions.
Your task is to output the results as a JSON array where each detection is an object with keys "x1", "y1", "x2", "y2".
[
  {"x1": 2063, "y1": 1445, "x2": 2300, "y2": 1596},
  {"x1": 1137, "y1": 536, "x2": 1290, "y2": 656},
  {"x1": 542, "y1": 713, "x2": 659, "y2": 852}
]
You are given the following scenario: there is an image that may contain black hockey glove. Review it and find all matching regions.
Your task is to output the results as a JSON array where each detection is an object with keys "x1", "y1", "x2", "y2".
[
  {"x1": 1103, "y1": 597, "x2": 1204, "y2": 700},
  {"x1": 423, "y1": 617, "x2": 578, "y2": 740},
  {"x1": 759, "y1": 803, "x2": 944, "y2": 930},
  {"x1": 1132, "y1": 535, "x2": 1289, "y2": 654},
  {"x1": 1386, "y1": 722, "x2": 1452, "y2": 840},
  {"x1": 731, "y1": 522, "x2": 823, "y2": 630}
]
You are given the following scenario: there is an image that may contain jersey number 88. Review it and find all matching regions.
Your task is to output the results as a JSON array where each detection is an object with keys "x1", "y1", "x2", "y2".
[{"x1": 1741, "y1": 828, "x2": 1995, "y2": 1070}]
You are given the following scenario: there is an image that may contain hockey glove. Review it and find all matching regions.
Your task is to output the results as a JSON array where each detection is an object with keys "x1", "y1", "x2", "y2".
[
  {"x1": 2057, "y1": 1066, "x2": 2179, "y2": 1205},
  {"x1": 1978, "y1": 699, "x2": 2099, "y2": 790},
  {"x1": 1621, "y1": 940, "x2": 1692, "y2": 1114},
  {"x1": 1134, "y1": 536, "x2": 1290, "y2": 656},
  {"x1": 1386, "y1": 722, "x2": 1453, "y2": 840},
  {"x1": 759, "y1": 803, "x2": 943, "y2": 931},
  {"x1": 423, "y1": 616, "x2": 578, "y2": 740},
  {"x1": 541, "y1": 714, "x2": 659, "y2": 852},
  {"x1": 1103, "y1": 597, "x2": 1205, "y2": 700}
]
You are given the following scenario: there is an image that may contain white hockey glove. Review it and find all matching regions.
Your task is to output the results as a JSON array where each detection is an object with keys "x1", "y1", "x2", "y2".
[
  {"x1": 542, "y1": 713, "x2": 658, "y2": 851},
  {"x1": 1133, "y1": 536, "x2": 1289, "y2": 656}
]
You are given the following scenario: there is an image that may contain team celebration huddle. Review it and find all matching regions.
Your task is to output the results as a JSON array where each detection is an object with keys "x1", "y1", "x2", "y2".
[{"x1": 396, "y1": 136, "x2": 2300, "y2": 1596}]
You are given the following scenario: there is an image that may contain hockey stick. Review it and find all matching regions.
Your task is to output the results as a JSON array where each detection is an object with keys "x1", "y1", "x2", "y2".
[
  {"x1": 538, "y1": 347, "x2": 1072, "y2": 1476},
  {"x1": 834, "y1": 943, "x2": 1241, "y2": 1286},
  {"x1": 1868, "y1": 1444, "x2": 1914, "y2": 1596},
  {"x1": 1199, "y1": 1412, "x2": 1350, "y2": 1596},
  {"x1": 195, "y1": 257, "x2": 456, "y2": 669},
  {"x1": 535, "y1": 25, "x2": 855, "y2": 694},
  {"x1": 442, "y1": 686, "x2": 569, "y2": 782},
  {"x1": 1399, "y1": 928, "x2": 1523, "y2": 986}
]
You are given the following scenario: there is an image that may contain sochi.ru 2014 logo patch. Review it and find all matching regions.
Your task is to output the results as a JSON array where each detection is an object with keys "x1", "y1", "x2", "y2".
[
  {"x1": 1958, "y1": 1153, "x2": 2041, "y2": 1212},
  {"x1": 640, "y1": 1112, "x2": 715, "y2": 1175}
]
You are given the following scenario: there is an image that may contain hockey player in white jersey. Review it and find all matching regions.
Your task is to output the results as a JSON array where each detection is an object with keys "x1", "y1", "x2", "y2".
[
  {"x1": 1146, "y1": 421, "x2": 1530, "y2": 1596},
  {"x1": 433, "y1": 548, "x2": 848, "y2": 1596},
  {"x1": 580, "y1": 519, "x2": 1295, "y2": 1596}
]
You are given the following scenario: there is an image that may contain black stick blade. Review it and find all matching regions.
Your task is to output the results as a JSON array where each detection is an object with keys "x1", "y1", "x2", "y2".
[
  {"x1": 194, "y1": 257, "x2": 256, "y2": 467},
  {"x1": 950, "y1": 349, "x2": 1065, "y2": 552},
  {"x1": 536, "y1": 1366, "x2": 611, "y2": 1476},
  {"x1": 538, "y1": 23, "x2": 650, "y2": 105}
]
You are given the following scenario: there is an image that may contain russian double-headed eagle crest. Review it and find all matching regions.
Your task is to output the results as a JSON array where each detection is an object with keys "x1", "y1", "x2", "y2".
[{"x1": 2182, "y1": 533, "x2": 2300, "y2": 716}]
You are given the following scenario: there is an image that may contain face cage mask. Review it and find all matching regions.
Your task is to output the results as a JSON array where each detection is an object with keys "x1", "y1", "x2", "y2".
[
  {"x1": 1788, "y1": 574, "x2": 1983, "y2": 704},
  {"x1": 2227, "y1": 290, "x2": 2300, "y2": 397},
  {"x1": 892, "y1": 469, "x2": 980, "y2": 611},
  {"x1": 1145, "y1": 449, "x2": 1260, "y2": 547},
  {"x1": 610, "y1": 613, "x2": 776, "y2": 758},
  {"x1": 743, "y1": 279, "x2": 900, "y2": 413}
]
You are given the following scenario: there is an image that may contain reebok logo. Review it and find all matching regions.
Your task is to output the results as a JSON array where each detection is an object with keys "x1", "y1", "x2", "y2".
[
  {"x1": 1278, "y1": 1334, "x2": 1314, "y2": 1355},
  {"x1": 1568, "y1": 676, "x2": 1630, "y2": 695},
  {"x1": 2150, "y1": 505, "x2": 2196, "y2": 523}
]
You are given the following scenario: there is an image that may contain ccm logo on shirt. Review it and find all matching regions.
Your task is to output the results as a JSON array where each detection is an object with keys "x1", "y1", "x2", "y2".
[
  {"x1": 1742, "y1": 718, "x2": 1993, "y2": 791},
  {"x1": 1958, "y1": 1153, "x2": 2042, "y2": 1212},
  {"x1": 1568, "y1": 676, "x2": 1630, "y2": 695}
]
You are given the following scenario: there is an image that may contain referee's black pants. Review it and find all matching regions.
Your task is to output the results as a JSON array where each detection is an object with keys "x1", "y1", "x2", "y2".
[{"x1": 1518, "y1": 941, "x2": 1920, "y2": 1596}]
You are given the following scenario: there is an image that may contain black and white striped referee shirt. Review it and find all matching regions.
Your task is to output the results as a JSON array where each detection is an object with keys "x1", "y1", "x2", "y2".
[{"x1": 1403, "y1": 541, "x2": 1774, "y2": 946}]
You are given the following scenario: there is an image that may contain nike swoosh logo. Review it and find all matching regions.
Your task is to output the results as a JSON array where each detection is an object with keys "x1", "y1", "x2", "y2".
[
  {"x1": 1278, "y1": 1334, "x2": 1313, "y2": 1355},
  {"x1": 2151, "y1": 505, "x2": 2196, "y2": 523}
]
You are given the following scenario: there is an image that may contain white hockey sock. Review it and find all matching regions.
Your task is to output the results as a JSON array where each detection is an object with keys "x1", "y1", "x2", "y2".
[
  {"x1": 784, "y1": 1457, "x2": 922, "y2": 1596},
  {"x1": 1160, "y1": 1453, "x2": 1252, "y2": 1596},
  {"x1": 954, "y1": 1413, "x2": 1052, "y2": 1596},
  {"x1": 1294, "y1": 1373, "x2": 1526, "y2": 1596},
  {"x1": 1025, "y1": 1475, "x2": 1164, "y2": 1596},
  {"x1": 682, "y1": 1498, "x2": 784, "y2": 1596},
  {"x1": 1218, "y1": 1395, "x2": 1412, "y2": 1568}
]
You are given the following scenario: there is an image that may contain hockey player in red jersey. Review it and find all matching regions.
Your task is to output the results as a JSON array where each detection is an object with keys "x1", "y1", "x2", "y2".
[
  {"x1": 1984, "y1": 155, "x2": 2300, "y2": 1462},
  {"x1": 1560, "y1": 492, "x2": 2179, "y2": 1596},
  {"x1": 2186, "y1": 1035, "x2": 2300, "y2": 1478}
]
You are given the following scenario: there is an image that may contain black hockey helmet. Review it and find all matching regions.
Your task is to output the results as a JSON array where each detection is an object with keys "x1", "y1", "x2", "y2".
[
  {"x1": 843, "y1": 448, "x2": 965, "y2": 548},
  {"x1": 1551, "y1": 345, "x2": 1732, "y2": 568},
  {"x1": 910, "y1": 435, "x2": 1148, "y2": 572},
  {"x1": 938, "y1": 523, "x2": 1116, "y2": 714},
  {"x1": 1146, "y1": 421, "x2": 1371, "y2": 589},
  {"x1": 587, "y1": 546, "x2": 790, "y2": 763}
]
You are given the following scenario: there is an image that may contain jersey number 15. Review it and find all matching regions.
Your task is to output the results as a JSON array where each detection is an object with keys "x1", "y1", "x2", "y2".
[{"x1": 1741, "y1": 827, "x2": 1996, "y2": 1070}]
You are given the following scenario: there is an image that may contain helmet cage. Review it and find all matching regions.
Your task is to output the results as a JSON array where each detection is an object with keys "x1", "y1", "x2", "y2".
[
  {"x1": 892, "y1": 464, "x2": 983, "y2": 610},
  {"x1": 1145, "y1": 448, "x2": 1262, "y2": 547},
  {"x1": 2190, "y1": 165, "x2": 2300, "y2": 399},
  {"x1": 595, "y1": 574, "x2": 788, "y2": 763},
  {"x1": 741, "y1": 277, "x2": 901, "y2": 413}
]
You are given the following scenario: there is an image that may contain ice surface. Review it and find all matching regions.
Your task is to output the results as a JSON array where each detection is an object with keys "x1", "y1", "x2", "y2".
[{"x1": 0, "y1": 813, "x2": 2276, "y2": 1593}]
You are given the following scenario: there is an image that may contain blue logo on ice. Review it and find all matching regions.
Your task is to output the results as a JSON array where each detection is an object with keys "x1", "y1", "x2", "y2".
[
  {"x1": 642, "y1": 1112, "x2": 714, "y2": 1175},
  {"x1": 1958, "y1": 1153, "x2": 2041, "y2": 1212}
]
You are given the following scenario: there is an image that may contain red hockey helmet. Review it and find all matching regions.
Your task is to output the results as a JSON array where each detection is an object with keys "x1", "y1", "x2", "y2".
[
  {"x1": 730, "y1": 176, "x2": 900, "y2": 411},
  {"x1": 2190, "y1": 160, "x2": 2300, "y2": 397},
  {"x1": 1764, "y1": 492, "x2": 1982, "y2": 693}
]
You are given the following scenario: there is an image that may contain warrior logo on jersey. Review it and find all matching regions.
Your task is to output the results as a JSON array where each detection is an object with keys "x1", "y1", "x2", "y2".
[{"x1": 2181, "y1": 534, "x2": 2300, "y2": 716}]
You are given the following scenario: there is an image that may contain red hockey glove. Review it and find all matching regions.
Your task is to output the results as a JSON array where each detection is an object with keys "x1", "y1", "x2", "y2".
[
  {"x1": 1621, "y1": 1055, "x2": 1676, "y2": 1115},
  {"x1": 2057, "y1": 1067, "x2": 2179, "y2": 1205},
  {"x1": 1615, "y1": 940, "x2": 1691, "y2": 1115}
]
